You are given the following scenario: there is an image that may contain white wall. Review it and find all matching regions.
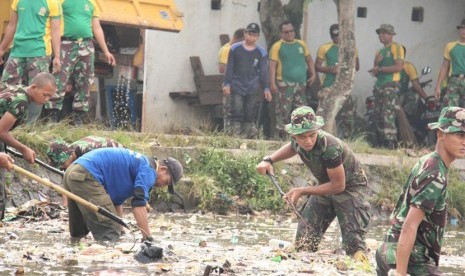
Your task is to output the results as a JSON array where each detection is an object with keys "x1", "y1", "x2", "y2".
[
  {"x1": 306, "y1": 0, "x2": 465, "y2": 114},
  {"x1": 142, "y1": 0, "x2": 465, "y2": 132},
  {"x1": 142, "y1": 0, "x2": 264, "y2": 132}
]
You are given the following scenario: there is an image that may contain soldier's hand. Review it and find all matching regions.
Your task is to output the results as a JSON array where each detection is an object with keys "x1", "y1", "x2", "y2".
[
  {"x1": 21, "y1": 147, "x2": 36, "y2": 164},
  {"x1": 0, "y1": 153, "x2": 14, "y2": 170},
  {"x1": 222, "y1": 86, "x2": 231, "y2": 96},
  {"x1": 270, "y1": 83, "x2": 278, "y2": 94},
  {"x1": 106, "y1": 52, "x2": 116, "y2": 66},
  {"x1": 52, "y1": 57, "x2": 61, "y2": 73},
  {"x1": 264, "y1": 90, "x2": 272, "y2": 102},
  {"x1": 307, "y1": 75, "x2": 316, "y2": 86},
  {"x1": 435, "y1": 86, "x2": 441, "y2": 101},
  {"x1": 256, "y1": 161, "x2": 273, "y2": 176},
  {"x1": 283, "y1": 188, "x2": 303, "y2": 205}
]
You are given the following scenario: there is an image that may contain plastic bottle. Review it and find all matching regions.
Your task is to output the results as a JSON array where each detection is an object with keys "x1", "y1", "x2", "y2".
[{"x1": 268, "y1": 239, "x2": 295, "y2": 251}]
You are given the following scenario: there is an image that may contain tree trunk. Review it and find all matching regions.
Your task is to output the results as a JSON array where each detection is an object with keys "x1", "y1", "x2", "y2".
[{"x1": 317, "y1": 0, "x2": 357, "y2": 134}]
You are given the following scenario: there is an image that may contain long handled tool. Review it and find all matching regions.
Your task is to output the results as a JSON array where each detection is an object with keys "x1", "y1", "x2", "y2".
[
  {"x1": 11, "y1": 164, "x2": 129, "y2": 229},
  {"x1": 266, "y1": 172, "x2": 307, "y2": 224},
  {"x1": 6, "y1": 147, "x2": 64, "y2": 177}
]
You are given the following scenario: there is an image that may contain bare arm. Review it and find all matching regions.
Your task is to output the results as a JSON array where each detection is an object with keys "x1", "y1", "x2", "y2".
[
  {"x1": 256, "y1": 142, "x2": 297, "y2": 176},
  {"x1": 395, "y1": 207, "x2": 425, "y2": 276},
  {"x1": 0, "y1": 153, "x2": 14, "y2": 170},
  {"x1": 435, "y1": 58, "x2": 450, "y2": 100},
  {"x1": 132, "y1": 205, "x2": 151, "y2": 240},
  {"x1": 0, "y1": 11, "x2": 18, "y2": 64},
  {"x1": 283, "y1": 164, "x2": 346, "y2": 204},
  {"x1": 50, "y1": 18, "x2": 61, "y2": 72},
  {"x1": 269, "y1": 60, "x2": 278, "y2": 94},
  {"x1": 218, "y1": 63, "x2": 226, "y2": 74},
  {"x1": 411, "y1": 79, "x2": 428, "y2": 100},
  {"x1": 0, "y1": 112, "x2": 35, "y2": 163},
  {"x1": 92, "y1": 18, "x2": 116, "y2": 66},
  {"x1": 306, "y1": 55, "x2": 316, "y2": 85},
  {"x1": 315, "y1": 57, "x2": 337, "y2": 74}
]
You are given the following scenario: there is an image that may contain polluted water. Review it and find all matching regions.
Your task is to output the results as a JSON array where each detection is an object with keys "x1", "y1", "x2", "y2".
[{"x1": 1, "y1": 207, "x2": 465, "y2": 275}]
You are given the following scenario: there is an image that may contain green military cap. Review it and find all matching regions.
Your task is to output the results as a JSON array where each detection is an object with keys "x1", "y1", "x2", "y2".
[
  {"x1": 428, "y1": 106, "x2": 465, "y2": 133},
  {"x1": 376, "y1": 24, "x2": 396, "y2": 35},
  {"x1": 285, "y1": 106, "x2": 325, "y2": 135},
  {"x1": 46, "y1": 139, "x2": 73, "y2": 169}
]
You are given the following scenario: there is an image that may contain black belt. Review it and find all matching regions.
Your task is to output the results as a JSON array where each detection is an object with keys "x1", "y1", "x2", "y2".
[
  {"x1": 451, "y1": 74, "x2": 465, "y2": 78},
  {"x1": 61, "y1": 37, "x2": 92, "y2": 42}
]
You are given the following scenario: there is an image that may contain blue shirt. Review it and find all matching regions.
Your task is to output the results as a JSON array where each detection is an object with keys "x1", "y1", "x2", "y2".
[
  {"x1": 223, "y1": 42, "x2": 270, "y2": 95},
  {"x1": 75, "y1": 148, "x2": 157, "y2": 206}
]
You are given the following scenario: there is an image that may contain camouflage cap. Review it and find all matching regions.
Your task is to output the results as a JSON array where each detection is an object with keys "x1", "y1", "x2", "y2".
[
  {"x1": 376, "y1": 24, "x2": 396, "y2": 35},
  {"x1": 285, "y1": 106, "x2": 325, "y2": 135},
  {"x1": 163, "y1": 157, "x2": 184, "y2": 194},
  {"x1": 47, "y1": 139, "x2": 73, "y2": 168},
  {"x1": 428, "y1": 106, "x2": 465, "y2": 133}
]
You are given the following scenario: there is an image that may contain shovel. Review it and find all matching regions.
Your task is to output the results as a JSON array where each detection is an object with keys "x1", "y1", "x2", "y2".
[
  {"x1": 11, "y1": 164, "x2": 129, "y2": 229},
  {"x1": 6, "y1": 147, "x2": 64, "y2": 177}
]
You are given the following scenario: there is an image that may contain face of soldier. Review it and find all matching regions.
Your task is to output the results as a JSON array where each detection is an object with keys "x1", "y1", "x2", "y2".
[
  {"x1": 293, "y1": 130, "x2": 318, "y2": 152},
  {"x1": 441, "y1": 131, "x2": 465, "y2": 159},
  {"x1": 378, "y1": 31, "x2": 393, "y2": 45},
  {"x1": 244, "y1": 31, "x2": 259, "y2": 45},
  {"x1": 280, "y1": 24, "x2": 295, "y2": 42},
  {"x1": 31, "y1": 82, "x2": 56, "y2": 104}
]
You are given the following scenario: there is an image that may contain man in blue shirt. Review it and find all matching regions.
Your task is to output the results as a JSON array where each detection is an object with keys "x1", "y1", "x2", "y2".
[{"x1": 63, "y1": 147, "x2": 183, "y2": 241}]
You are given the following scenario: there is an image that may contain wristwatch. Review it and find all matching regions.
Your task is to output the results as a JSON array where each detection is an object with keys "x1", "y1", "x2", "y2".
[{"x1": 263, "y1": 156, "x2": 273, "y2": 165}]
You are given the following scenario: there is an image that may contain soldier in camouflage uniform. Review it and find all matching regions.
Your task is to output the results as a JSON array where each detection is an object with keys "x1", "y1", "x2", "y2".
[
  {"x1": 0, "y1": 0, "x2": 62, "y2": 124},
  {"x1": 376, "y1": 106, "x2": 465, "y2": 276},
  {"x1": 369, "y1": 24, "x2": 405, "y2": 148},
  {"x1": 47, "y1": 135, "x2": 124, "y2": 170},
  {"x1": 256, "y1": 106, "x2": 370, "y2": 257},
  {"x1": 44, "y1": 0, "x2": 115, "y2": 124},
  {"x1": 269, "y1": 21, "x2": 316, "y2": 138}
]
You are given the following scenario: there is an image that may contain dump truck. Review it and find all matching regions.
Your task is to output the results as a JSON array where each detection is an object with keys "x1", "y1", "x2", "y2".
[{"x1": 0, "y1": 0, "x2": 184, "y2": 218}]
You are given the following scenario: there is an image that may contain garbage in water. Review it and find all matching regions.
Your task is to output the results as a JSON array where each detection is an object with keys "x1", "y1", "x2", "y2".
[{"x1": 133, "y1": 241, "x2": 163, "y2": 263}]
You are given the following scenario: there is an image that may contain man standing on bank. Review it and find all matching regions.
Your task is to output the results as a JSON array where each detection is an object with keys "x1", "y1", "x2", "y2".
[
  {"x1": 376, "y1": 107, "x2": 465, "y2": 276},
  {"x1": 256, "y1": 106, "x2": 370, "y2": 259}
]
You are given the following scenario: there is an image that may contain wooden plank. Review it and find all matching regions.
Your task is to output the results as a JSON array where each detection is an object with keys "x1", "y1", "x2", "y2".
[
  {"x1": 198, "y1": 90, "x2": 223, "y2": 105},
  {"x1": 169, "y1": 91, "x2": 198, "y2": 99},
  {"x1": 196, "y1": 80, "x2": 222, "y2": 91},
  {"x1": 190, "y1": 56, "x2": 205, "y2": 78}
]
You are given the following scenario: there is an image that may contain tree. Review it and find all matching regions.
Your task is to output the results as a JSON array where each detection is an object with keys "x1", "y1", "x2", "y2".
[{"x1": 259, "y1": 0, "x2": 357, "y2": 134}]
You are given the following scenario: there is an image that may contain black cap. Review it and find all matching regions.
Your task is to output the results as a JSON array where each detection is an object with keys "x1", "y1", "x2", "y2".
[
  {"x1": 245, "y1": 23, "x2": 260, "y2": 33},
  {"x1": 330, "y1": 24, "x2": 339, "y2": 37},
  {"x1": 164, "y1": 157, "x2": 183, "y2": 194},
  {"x1": 457, "y1": 19, "x2": 465, "y2": 29}
]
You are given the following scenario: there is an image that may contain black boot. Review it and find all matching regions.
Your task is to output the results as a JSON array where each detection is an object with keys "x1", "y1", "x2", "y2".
[{"x1": 73, "y1": 111, "x2": 86, "y2": 126}]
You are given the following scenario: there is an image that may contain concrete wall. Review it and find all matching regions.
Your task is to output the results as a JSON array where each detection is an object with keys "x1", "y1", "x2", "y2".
[
  {"x1": 142, "y1": 0, "x2": 465, "y2": 132},
  {"x1": 306, "y1": 0, "x2": 465, "y2": 114},
  {"x1": 142, "y1": 0, "x2": 264, "y2": 132}
]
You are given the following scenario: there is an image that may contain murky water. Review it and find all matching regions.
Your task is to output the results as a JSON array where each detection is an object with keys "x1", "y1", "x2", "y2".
[{"x1": 0, "y1": 212, "x2": 464, "y2": 275}]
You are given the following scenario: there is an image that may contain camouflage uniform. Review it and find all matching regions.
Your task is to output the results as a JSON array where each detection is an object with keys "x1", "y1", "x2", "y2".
[
  {"x1": 373, "y1": 82, "x2": 401, "y2": 144},
  {"x1": 275, "y1": 81, "x2": 307, "y2": 130},
  {"x1": 443, "y1": 75, "x2": 465, "y2": 107},
  {"x1": 376, "y1": 107, "x2": 465, "y2": 276},
  {"x1": 285, "y1": 106, "x2": 370, "y2": 255},
  {"x1": 46, "y1": 40, "x2": 94, "y2": 112},
  {"x1": 47, "y1": 136, "x2": 124, "y2": 169},
  {"x1": 0, "y1": 85, "x2": 30, "y2": 129}
]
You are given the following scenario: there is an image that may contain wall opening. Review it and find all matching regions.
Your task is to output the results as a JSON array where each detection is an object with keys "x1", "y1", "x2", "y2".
[
  {"x1": 357, "y1": 7, "x2": 367, "y2": 18},
  {"x1": 211, "y1": 0, "x2": 221, "y2": 10},
  {"x1": 412, "y1": 7, "x2": 424, "y2": 22}
]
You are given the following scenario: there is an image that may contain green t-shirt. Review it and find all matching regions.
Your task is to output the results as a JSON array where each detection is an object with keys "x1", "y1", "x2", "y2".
[
  {"x1": 317, "y1": 42, "x2": 338, "y2": 88},
  {"x1": 61, "y1": 0, "x2": 100, "y2": 39},
  {"x1": 444, "y1": 41, "x2": 465, "y2": 75},
  {"x1": 383, "y1": 152, "x2": 448, "y2": 267},
  {"x1": 269, "y1": 39, "x2": 310, "y2": 84},
  {"x1": 290, "y1": 130, "x2": 367, "y2": 188},
  {"x1": 0, "y1": 85, "x2": 30, "y2": 129},
  {"x1": 10, "y1": 0, "x2": 61, "y2": 57},
  {"x1": 375, "y1": 42, "x2": 404, "y2": 87}
]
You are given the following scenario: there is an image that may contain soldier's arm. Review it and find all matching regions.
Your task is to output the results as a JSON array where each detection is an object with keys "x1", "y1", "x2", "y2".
[
  {"x1": 50, "y1": 18, "x2": 61, "y2": 72},
  {"x1": 395, "y1": 206, "x2": 425, "y2": 276},
  {"x1": 92, "y1": 18, "x2": 116, "y2": 66},
  {"x1": 435, "y1": 58, "x2": 450, "y2": 98},
  {"x1": 0, "y1": 11, "x2": 18, "y2": 63},
  {"x1": 378, "y1": 59, "x2": 404, "y2": 74},
  {"x1": 0, "y1": 112, "x2": 35, "y2": 163},
  {"x1": 411, "y1": 79, "x2": 428, "y2": 100},
  {"x1": 306, "y1": 54, "x2": 317, "y2": 85}
]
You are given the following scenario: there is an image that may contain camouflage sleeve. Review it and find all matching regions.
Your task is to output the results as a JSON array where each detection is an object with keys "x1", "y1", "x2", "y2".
[
  {"x1": 7, "y1": 96, "x2": 27, "y2": 120},
  {"x1": 409, "y1": 173, "x2": 446, "y2": 215},
  {"x1": 321, "y1": 143, "x2": 343, "y2": 169}
]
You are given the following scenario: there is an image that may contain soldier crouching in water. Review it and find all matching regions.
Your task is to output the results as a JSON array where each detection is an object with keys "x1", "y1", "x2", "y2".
[{"x1": 256, "y1": 106, "x2": 370, "y2": 260}]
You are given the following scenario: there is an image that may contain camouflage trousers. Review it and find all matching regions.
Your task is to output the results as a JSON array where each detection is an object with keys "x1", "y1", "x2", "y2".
[
  {"x1": 46, "y1": 40, "x2": 95, "y2": 112},
  {"x1": 1, "y1": 56, "x2": 51, "y2": 124},
  {"x1": 295, "y1": 186, "x2": 370, "y2": 256},
  {"x1": 63, "y1": 164, "x2": 121, "y2": 241},
  {"x1": 443, "y1": 75, "x2": 465, "y2": 107},
  {"x1": 402, "y1": 88, "x2": 418, "y2": 119},
  {"x1": 275, "y1": 81, "x2": 307, "y2": 130},
  {"x1": 223, "y1": 92, "x2": 259, "y2": 138},
  {"x1": 373, "y1": 82, "x2": 400, "y2": 144},
  {"x1": 375, "y1": 241, "x2": 442, "y2": 276}
]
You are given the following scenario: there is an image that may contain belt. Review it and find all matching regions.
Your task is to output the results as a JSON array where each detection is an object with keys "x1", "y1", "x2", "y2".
[
  {"x1": 451, "y1": 74, "x2": 465, "y2": 78},
  {"x1": 61, "y1": 37, "x2": 91, "y2": 42}
]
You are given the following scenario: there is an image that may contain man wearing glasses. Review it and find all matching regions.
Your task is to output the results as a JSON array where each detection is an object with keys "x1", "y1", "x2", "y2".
[
  {"x1": 269, "y1": 21, "x2": 316, "y2": 139},
  {"x1": 63, "y1": 147, "x2": 183, "y2": 242},
  {"x1": 256, "y1": 106, "x2": 370, "y2": 260}
]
